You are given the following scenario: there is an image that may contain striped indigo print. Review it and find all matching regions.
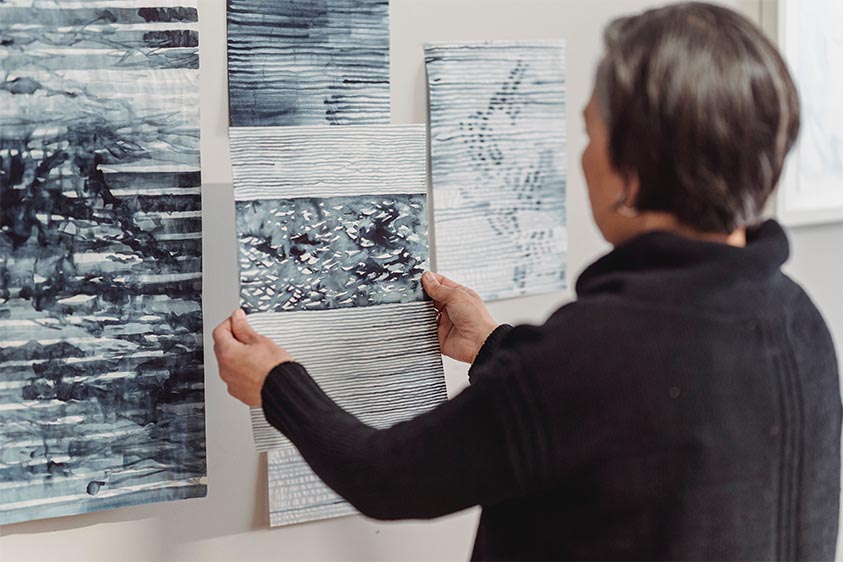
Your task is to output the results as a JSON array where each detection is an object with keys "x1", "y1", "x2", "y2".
[
  {"x1": 248, "y1": 302, "x2": 446, "y2": 452},
  {"x1": 256, "y1": 302, "x2": 447, "y2": 527},
  {"x1": 0, "y1": 0, "x2": 205, "y2": 525},
  {"x1": 425, "y1": 41, "x2": 568, "y2": 301},
  {"x1": 231, "y1": 124, "x2": 447, "y2": 526},
  {"x1": 227, "y1": 0, "x2": 390, "y2": 127}
]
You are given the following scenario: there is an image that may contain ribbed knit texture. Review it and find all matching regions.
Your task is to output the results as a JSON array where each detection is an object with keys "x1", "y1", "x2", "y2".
[{"x1": 262, "y1": 220, "x2": 841, "y2": 561}]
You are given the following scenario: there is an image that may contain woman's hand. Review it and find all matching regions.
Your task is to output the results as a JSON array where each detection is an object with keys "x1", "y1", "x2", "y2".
[
  {"x1": 422, "y1": 272, "x2": 498, "y2": 364},
  {"x1": 213, "y1": 309, "x2": 294, "y2": 407}
]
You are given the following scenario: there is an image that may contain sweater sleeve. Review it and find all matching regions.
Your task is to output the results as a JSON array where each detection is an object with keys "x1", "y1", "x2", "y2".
[
  {"x1": 261, "y1": 326, "x2": 549, "y2": 521},
  {"x1": 469, "y1": 324, "x2": 514, "y2": 383}
]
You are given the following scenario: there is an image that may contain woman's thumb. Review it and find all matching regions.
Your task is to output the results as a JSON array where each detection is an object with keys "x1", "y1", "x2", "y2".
[
  {"x1": 230, "y1": 309, "x2": 259, "y2": 344},
  {"x1": 423, "y1": 272, "x2": 454, "y2": 301}
]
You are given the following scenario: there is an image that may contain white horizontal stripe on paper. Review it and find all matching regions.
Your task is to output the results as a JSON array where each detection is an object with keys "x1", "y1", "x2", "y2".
[{"x1": 230, "y1": 125, "x2": 427, "y2": 201}]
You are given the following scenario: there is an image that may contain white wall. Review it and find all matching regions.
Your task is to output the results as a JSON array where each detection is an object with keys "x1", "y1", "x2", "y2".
[{"x1": 5, "y1": 1, "x2": 841, "y2": 561}]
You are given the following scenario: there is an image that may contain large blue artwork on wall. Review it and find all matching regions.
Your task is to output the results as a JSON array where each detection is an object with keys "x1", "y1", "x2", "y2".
[
  {"x1": 227, "y1": 0, "x2": 391, "y2": 127},
  {"x1": 0, "y1": 0, "x2": 206, "y2": 525},
  {"x1": 425, "y1": 41, "x2": 568, "y2": 301}
]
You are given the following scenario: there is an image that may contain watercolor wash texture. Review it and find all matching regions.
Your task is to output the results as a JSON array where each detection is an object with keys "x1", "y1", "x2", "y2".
[
  {"x1": 0, "y1": 0, "x2": 206, "y2": 525},
  {"x1": 231, "y1": 125, "x2": 447, "y2": 526},
  {"x1": 227, "y1": 0, "x2": 390, "y2": 127},
  {"x1": 426, "y1": 41, "x2": 568, "y2": 301},
  {"x1": 237, "y1": 194, "x2": 428, "y2": 313}
]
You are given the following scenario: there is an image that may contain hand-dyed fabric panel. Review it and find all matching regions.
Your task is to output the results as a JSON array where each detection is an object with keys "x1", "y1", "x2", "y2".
[
  {"x1": 237, "y1": 195, "x2": 428, "y2": 313},
  {"x1": 231, "y1": 124, "x2": 447, "y2": 526},
  {"x1": 0, "y1": 0, "x2": 205, "y2": 525},
  {"x1": 426, "y1": 41, "x2": 568, "y2": 301},
  {"x1": 227, "y1": 0, "x2": 390, "y2": 127}
]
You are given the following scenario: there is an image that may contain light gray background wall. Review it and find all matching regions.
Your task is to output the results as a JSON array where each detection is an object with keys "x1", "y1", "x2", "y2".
[{"x1": 2, "y1": 0, "x2": 840, "y2": 561}]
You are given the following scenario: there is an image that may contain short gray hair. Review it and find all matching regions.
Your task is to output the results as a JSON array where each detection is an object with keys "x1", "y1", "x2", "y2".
[{"x1": 593, "y1": 2, "x2": 800, "y2": 233}]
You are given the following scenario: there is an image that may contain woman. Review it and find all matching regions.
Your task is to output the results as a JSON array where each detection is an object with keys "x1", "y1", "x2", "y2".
[{"x1": 214, "y1": 3, "x2": 841, "y2": 560}]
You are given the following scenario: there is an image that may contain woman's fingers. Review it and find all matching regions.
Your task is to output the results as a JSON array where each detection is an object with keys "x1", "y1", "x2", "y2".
[
  {"x1": 431, "y1": 272, "x2": 462, "y2": 289},
  {"x1": 212, "y1": 317, "x2": 233, "y2": 343},
  {"x1": 422, "y1": 271, "x2": 458, "y2": 302},
  {"x1": 212, "y1": 318, "x2": 238, "y2": 358},
  {"x1": 230, "y1": 308, "x2": 260, "y2": 344},
  {"x1": 438, "y1": 310, "x2": 455, "y2": 347}
]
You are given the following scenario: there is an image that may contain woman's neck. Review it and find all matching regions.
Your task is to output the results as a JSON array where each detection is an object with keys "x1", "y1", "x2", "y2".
[{"x1": 637, "y1": 212, "x2": 747, "y2": 248}]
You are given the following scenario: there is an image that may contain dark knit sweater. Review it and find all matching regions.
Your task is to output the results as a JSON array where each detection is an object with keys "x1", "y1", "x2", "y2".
[{"x1": 262, "y1": 221, "x2": 841, "y2": 561}]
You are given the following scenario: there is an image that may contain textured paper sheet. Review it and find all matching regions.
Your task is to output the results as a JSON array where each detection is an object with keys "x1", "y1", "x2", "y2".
[
  {"x1": 227, "y1": 0, "x2": 390, "y2": 127},
  {"x1": 426, "y1": 41, "x2": 568, "y2": 301},
  {"x1": 0, "y1": 0, "x2": 206, "y2": 525}
]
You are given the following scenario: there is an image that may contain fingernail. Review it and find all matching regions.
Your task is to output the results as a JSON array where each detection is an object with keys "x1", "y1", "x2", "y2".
[
  {"x1": 234, "y1": 309, "x2": 246, "y2": 319},
  {"x1": 424, "y1": 272, "x2": 437, "y2": 283}
]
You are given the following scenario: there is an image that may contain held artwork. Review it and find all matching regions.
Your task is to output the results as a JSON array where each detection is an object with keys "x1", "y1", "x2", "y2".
[{"x1": 231, "y1": 125, "x2": 448, "y2": 527}]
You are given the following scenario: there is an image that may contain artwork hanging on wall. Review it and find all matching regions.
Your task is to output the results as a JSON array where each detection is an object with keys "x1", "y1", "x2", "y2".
[
  {"x1": 227, "y1": 0, "x2": 390, "y2": 127},
  {"x1": 231, "y1": 125, "x2": 447, "y2": 526},
  {"x1": 425, "y1": 41, "x2": 568, "y2": 301},
  {"x1": 0, "y1": 1, "x2": 206, "y2": 525},
  {"x1": 778, "y1": 0, "x2": 843, "y2": 225}
]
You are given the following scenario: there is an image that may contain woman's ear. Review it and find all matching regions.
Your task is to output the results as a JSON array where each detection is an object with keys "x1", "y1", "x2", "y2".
[
  {"x1": 624, "y1": 175, "x2": 641, "y2": 209},
  {"x1": 614, "y1": 173, "x2": 641, "y2": 214}
]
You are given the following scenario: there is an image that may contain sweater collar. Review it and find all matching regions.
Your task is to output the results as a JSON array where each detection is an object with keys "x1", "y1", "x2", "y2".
[{"x1": 576, "y1": 220, "x2": 790, "y2": 298}]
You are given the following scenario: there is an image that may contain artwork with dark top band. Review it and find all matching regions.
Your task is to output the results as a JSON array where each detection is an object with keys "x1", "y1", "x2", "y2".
[
  {"x1": 425, "y1": 41, "x2": 568, "y2": 301},
  {"x1": 0, "y1": 0, "x2": 206, "y2": 525},
  {"x1": 227, "y1": 0, "x2": 390, "y2": 127},
  {"x1": 231, "y1": 124, "x2": 447, "y2": 526}
]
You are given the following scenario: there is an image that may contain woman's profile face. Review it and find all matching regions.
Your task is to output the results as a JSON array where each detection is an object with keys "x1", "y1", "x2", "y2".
[{"x1": 581, "y1": 92, "x2": 639, "y2": 245}]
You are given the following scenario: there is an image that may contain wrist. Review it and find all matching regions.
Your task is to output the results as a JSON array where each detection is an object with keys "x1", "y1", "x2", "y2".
[
  {"x1": 472, "y1": 324, "x2": 513, "y2": 365},
  {"x1": 471, "y1": 323, "x2": 501, "y2": 361},
  {"x1": 268, "y1": 357, "x2": 294, "y2": 373}
]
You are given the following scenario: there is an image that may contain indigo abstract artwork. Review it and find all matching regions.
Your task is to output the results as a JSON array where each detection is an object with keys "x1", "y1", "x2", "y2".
[
  {"x1": 231, "y1": 125, "x2": 447, "y2": 526},
  {"x1": 425, "y1": 41, "x2": 568, "y2": 301},
  {"x1": 227, "y1": 0, "x2": 390, "y2": 127},
  {"x1": 0, "y1": 1, "x2": 206, "y2": 525},
  {"x1": 237, "y1": 195, "x2": 428, "y2": 313}
]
